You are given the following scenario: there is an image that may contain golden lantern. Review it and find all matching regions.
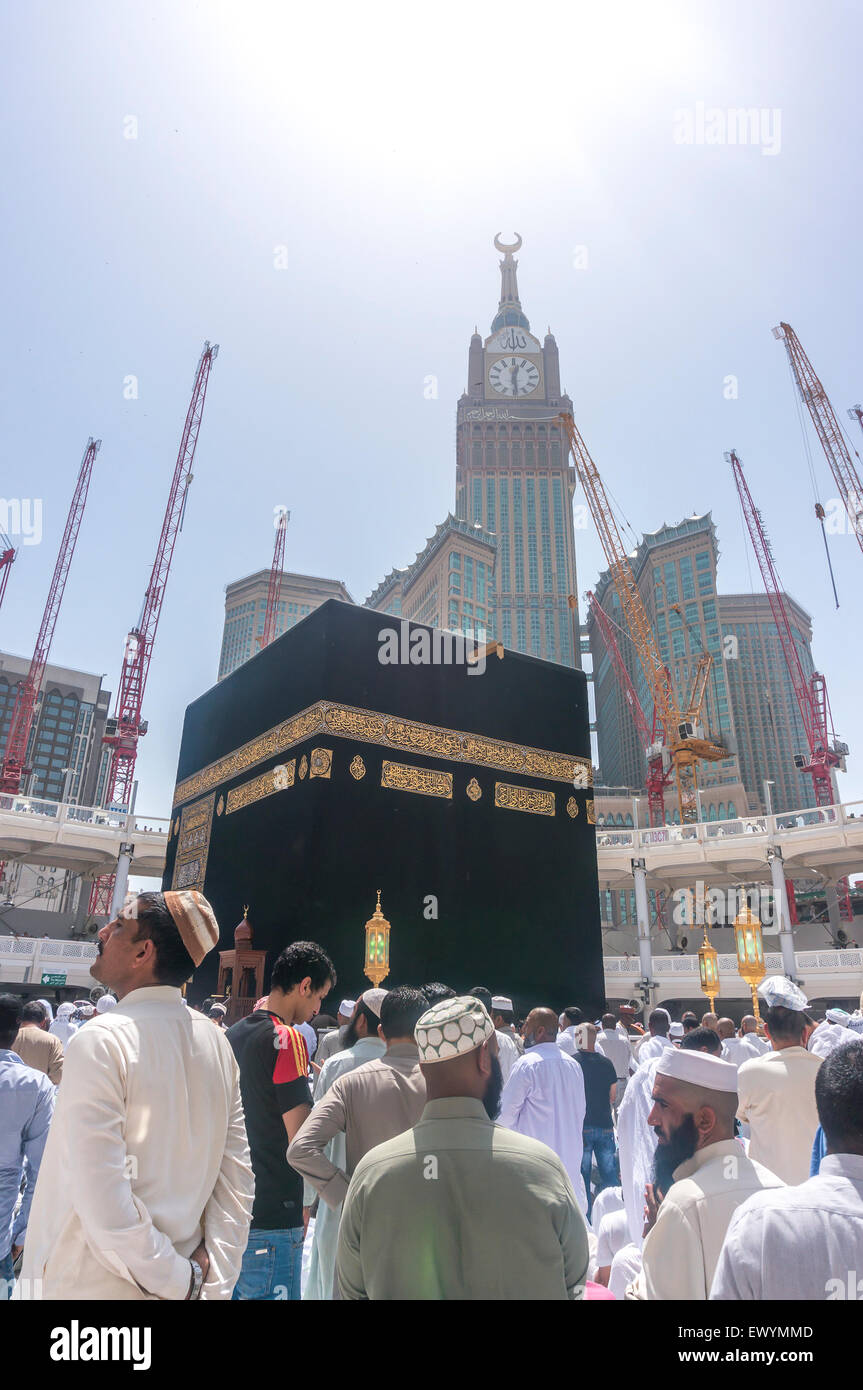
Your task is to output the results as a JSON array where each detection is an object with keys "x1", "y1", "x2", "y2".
[
  {"x1": 363, "y1": 889, "x2": 391, "y2": 988},
  {"x1": 733, "y1": 904, "x2": 766, "y2": 1024},
  {"x1": 698, "y1": 926, "x2": 720, "y2": 1011}
]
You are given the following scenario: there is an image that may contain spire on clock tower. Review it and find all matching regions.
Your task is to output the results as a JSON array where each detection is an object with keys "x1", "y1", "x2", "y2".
[{"x1": 491, "y1": 233, "x2": 530, "y2": 333}]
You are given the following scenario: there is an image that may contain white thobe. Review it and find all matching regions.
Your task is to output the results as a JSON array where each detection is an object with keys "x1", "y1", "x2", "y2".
[
  {"x1": 498, "y1": 1042, "x2": 588, "y2": 1211},
  {"x1": 616, "y1": 1058, "x2": 660, "y2": 1246},
  {"x1": 17, "y1": 985, "x2": 254, "y2": 1300},
  {"x1": 634, "y1": 1035, "x2": 675, "y2": 1068},
  {"x1": 596, "y1": 1207, "x2": 629, "y2": 1270},
  {"x1": 741, "y1": 1032, "x2": 770, "y2": 1055},
  {"x1": 720, "y1": 1036, "x2": 762, "y2": 1068},
  {"x1": 711, "y1": 1154, "x2": 863, "y2": 1300},
  {"x1": 495, "y1": 1027, "x2": 520, "y2": 1084},
  {"x1": 639, "y1": 1139, "x2": 785, "y2": 1300},
  {"x1": 590, "y1": 1182, "x2": 625, "y2": 1235},
  {"x1": 807, "y1": 1022, "x2": 853, "y2": 1060},
  {"x1": 557, "y1": 1026, "x2": 578, "y2": 1057},
  {"x1": 302, "y1": 1036, "x2": 386, "y2": 1301},
  {"x1": 736, "y1": 1046, "x2": 823, "y2": 1185},
  {"x1": 596, "y1": 1028, "x2": 634, "y2": 1079},
  {"x1": 609, "y1": 1242, "x2": 642, "y2": 1300}
]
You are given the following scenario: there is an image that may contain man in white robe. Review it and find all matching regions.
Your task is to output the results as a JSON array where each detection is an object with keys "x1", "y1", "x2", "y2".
[
  {"x1": 17, "y1": 890, "x2": 254, "y2": 1301},
  {"x1": 635, "y1": 1049, "x2": 784, "y2": 1299},
  {"x1": 301, "y1": 988, "x2": 387, "y2": 1300}
]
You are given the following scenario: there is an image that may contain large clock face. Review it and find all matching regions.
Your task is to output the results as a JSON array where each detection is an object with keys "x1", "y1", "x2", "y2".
[{"x1": 488, "y1": 356, "x2": 540, "y2": 397}]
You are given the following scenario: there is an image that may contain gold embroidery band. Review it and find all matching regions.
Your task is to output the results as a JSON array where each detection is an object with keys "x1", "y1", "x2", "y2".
[
  {"x1": 171, "y1": 793, "x2": 216, "y2": 891},
  {"x1": 494, "y1": 783, "x2": 556, "y2": 817},
  {"x1": 381, "y1": 761, "x2": 453, "y2": 800},
  {"x1": 225, "y1": 760, "x2": 296, "y2": 816},
  {"x1": 172, "y1": 700, "x2": 591, "y2": 808}
]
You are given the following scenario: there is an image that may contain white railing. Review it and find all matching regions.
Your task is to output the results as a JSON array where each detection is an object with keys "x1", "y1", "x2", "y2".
[
  {"x1": 595, "y1": 799, "x2": 863, "y2": 850},
  {"x1": 605, "y1": 949, "x2": 863, "y2": 976},
  {"x1": 0, "y1": 793, "x2": 170, "y2": 837}
]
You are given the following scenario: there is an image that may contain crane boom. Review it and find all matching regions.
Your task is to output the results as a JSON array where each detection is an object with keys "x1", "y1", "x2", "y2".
[
  {"x1": 0, "y1": 439, "x2": 101, "y2": 794},
  {"x1": 258, "y1": 509, "x2": 289, "y2": 650},
  {"x1": 0, "y1": 535, "x2": 15, "y2": 613},
  {"x1": 558, "y1": 413, "x2": 724, "y2": 822},
  {"x1": 773, "y1": 322, "x2": 863, "y2": 553},
  {"x1": 587, "y1": 590, "x2": 669, "y2": 827},
  {"x1": 88, "y1": 343, "x2": 218, "y2": 915},
  {"x1": 728, "y1": 449, "x2": 840, "y2": 806}
]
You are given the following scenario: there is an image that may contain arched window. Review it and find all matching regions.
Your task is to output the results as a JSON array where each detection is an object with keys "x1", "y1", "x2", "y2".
[
  {"x1": 718, "y1": 802, "x2": 727, "y2": 820},
  {"x1": 616, "y1": 813, "x2": 624, "y2": 826},
  {"x1": 625, "y1": 813, "x2": 633, "y2": 827},
  {"x1": 727, "y1": 801, "x2": 737, "y2": 818},
  {"x1": 673, "y1": 809, "x2": 680, "y2": 824},
  {"x1": 708, "y1": 803, "x2": 717, "y2": 821}
]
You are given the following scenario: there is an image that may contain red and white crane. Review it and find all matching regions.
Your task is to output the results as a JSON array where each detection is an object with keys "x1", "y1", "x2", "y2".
[
  {"x1": 257, "y1": 508, "x2": 289, "y2": 650},
  {"x1": 773, "y1": 322, "x2": 863, "y2": 555},
  {"x1": 586, "y1": 590, "x2": 669, "y2": 827},
  {"x1": 0, "y1": 534, "x2": 15, "y2": 614},
  {"x1": 728, "y1": 449, "x2": 847, "y2": 806},
  {"x1": 0, "y1": 438, "x2": 101, "y2": 794},
  {"x1": 88, "y1": 343, "x2": 218, "y2": 915}
]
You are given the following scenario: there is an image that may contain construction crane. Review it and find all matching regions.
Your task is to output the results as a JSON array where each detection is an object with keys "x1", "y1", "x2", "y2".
[
  {"x1": 0, "y1": 439, "x2": 101, "y2": 794},
  {"x1": 728, "y1": 449, "x2": 847, "y2": 807},
  {"x1": 88, "y1": 343, "x2": 218, "y2": 916},
  {"x1": 773, "y1": 323, "x2": 863, "y2": 557},
  {"x1": 586, "y1": 590, "x2": 669, "y2": 826},
  {"x1": 557, "y1": 412, "x2": 726, "y2": 822},
  {"x1": 257, "y1": 508, "x2": 289, "y2": 650},
  {"x1": 0, "y1": 534, "x2": 15, "y2": 613}
]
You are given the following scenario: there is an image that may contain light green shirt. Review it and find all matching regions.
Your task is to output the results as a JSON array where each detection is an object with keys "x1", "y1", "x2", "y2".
[{"x1": 337, "y1": 1097, "x2": 589, "y2": 1300}]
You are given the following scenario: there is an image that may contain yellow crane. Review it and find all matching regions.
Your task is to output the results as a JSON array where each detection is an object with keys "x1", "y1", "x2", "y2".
[{"x1": 558, "y1": 412, "x2": 725, "y2": 822}]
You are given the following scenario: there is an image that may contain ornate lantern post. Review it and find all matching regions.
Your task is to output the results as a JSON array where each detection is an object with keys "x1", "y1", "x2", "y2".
[
  {"x1": 698, "y1": 926, "x2": 720, "y2": 1012},
  {"x1": 363, "y1": 889, "x2": 391, "y2": 988},
  {"x1": 734, "y1": 904, "x2": 766, "y2": 1024}
]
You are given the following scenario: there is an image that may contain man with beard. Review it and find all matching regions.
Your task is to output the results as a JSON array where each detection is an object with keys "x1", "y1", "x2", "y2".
[
  {"x1": 315, "y1": 998, "x2": 358, "y2": 1066},
  {"x1": 631, "y1": 1049, "x2": 784, "y2": 1299},
  {"x1": 336, "y1": 996, "x2": 589, "y2": 1299}
]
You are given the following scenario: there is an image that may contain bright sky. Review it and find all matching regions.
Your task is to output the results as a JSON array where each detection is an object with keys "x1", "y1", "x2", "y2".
[{"x1": 2, "y1": 0, "x2": 862, "y2": 822}]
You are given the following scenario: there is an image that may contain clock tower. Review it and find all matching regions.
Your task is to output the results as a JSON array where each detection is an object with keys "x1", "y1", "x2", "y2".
[{"x1": 456, "y1": 236, "x2": 580, "y2": 666}]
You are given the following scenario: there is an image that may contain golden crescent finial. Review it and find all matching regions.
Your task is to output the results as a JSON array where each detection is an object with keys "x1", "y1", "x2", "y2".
[{"x1": 494, "y1": 233, "x2": 522, "y2": 255}]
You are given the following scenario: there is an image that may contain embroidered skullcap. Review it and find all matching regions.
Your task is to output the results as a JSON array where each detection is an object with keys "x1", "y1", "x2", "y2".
[
  {"x1": 95, "y1": 994, "x2": 117, "y2": 1013},
  {"x1": 339, "y1": 998, "x2": 357, "y2": 1018},
  {"x1": 415, "y1": 995, "x2": 495, "y2": 1062},
  {"x1": 491, "y1": 995, "x2": 513, "y2": 1012},
  {"x1": 359, "y1": 988, "x2": 388, "y2": 1019},
  {"x1": 758, "y1": 975, "x2": 809, "y2": 1012},
  {"x1": 163, "y1": 890, "x2": 220, "y2": 967},
  {"x1": 208, "y1": 1002, "x2": 227, "y2": 1016},
  {"x1": 656, "y1": 1047, "x2": 738, "y2": 1093},
  {"x1": 77, "y1": 1003, "x2": 95, "y2": 1017}
]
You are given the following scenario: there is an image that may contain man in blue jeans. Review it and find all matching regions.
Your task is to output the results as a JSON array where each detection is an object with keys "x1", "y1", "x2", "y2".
[
  {"x1": 227, "y1": 940, "x2": 336, "y2": 1300},
  {"x1": 0, "y1": 994, "x2": 55, "y2": 1299},
  {"x1": 574, "y1": 1023, "x2": 618, "y2": 1221}
]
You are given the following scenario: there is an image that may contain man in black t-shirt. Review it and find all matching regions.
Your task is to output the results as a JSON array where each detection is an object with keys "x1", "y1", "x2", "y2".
[
  {"x1": 227, "y1": 939, "x2": 336, "y2": 1300},
  {"x1": 574, "y1": 1022, "x2": 618, "y2": 1221}
]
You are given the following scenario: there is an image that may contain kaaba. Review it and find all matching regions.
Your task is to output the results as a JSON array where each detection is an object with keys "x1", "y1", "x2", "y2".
[{"x1": 163, "y1": 600, "x2": 604, "y2": 1013}]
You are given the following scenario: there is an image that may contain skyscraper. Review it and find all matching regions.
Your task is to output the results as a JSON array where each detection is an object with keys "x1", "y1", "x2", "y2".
[
  {"x1": 455, "y1": 236, "x2": 580, "y2": 666},
  {"x1": 366, "y1": 237, "x2": 581, "y2": 664},
  {"x1": 218, "y1": 570, "x2": 354, "y2": 680}
]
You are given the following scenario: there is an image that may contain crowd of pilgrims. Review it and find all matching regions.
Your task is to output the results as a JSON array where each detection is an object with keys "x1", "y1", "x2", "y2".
[{"x1": 2, "y1": 886, "x2": 862, "y2": 1301}]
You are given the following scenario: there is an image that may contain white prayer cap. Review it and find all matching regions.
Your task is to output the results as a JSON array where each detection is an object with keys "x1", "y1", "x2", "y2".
[
  {"x1": 669, "y1": 1022, "x2": 685, "y2": 1039},
  {"x1": 339, "y1": 998, "x2": 357, "y2": 1018},
  {"x1": 359, "y1": 988, "x2": 388, "y2": 1018},
  {"x1": 826, "y1": 1007, "x2": 851, "y2": 1026},
  {"x1": 758, "y1": 975, "x2": 809, "y2": 1012},
  {"x1": 848, "y1": 1011, "x2": 863, "y2": 1035},
  {"x1": 415, "y1": 995, "x2": 495, "y2": 1062},
  {"x1": 208, "y1": 1002, "x2": 227, "y2": 1016},
  {"x1": 56, "y1": 1002, "x2": 76, "y2": 1018},
  {"x1": 77, "y1": 1003, "x2": 95, "y2": 1017},
  {"x1": 491, "y1": 995, "x2": 513, "y2": 1011},
  {"x1": 96, "y1": 994, "x2": 117, "y2": 1014},
  {"x1": 654, "y1": 1008, "x2": 671, "y2": 1022},
  {"x1": 656, "y1": 1048, "x2": 738, "y2": 1093}
]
